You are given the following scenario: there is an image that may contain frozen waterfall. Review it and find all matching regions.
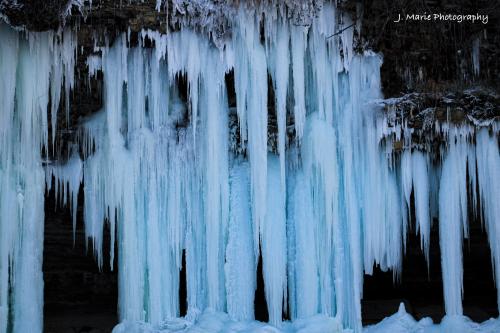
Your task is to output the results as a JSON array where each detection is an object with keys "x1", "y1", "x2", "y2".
[
  {"x1": 0, "y1": 2, "x2": 499, "y2": 333},
  {"x1": 0, "y1": 24, "x2": 76, "y2": 333}
]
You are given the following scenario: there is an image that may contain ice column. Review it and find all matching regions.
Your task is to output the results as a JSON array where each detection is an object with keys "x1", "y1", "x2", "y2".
[
  {"x1": 233, "y1": 8, "x2": 268, "y2": 258},
  {"x1": 225, "y1": 160, "x2": 256, "y2": 321},
  {"x1": 439, "y1": 130, "x2": 470, "y2": 316},
  {"x1": 262, "y1": 155, "x2": 288, "y2": 326},
  {"x1": 475, "y1": 128, "x2": 500, "y2": 311},
  {"x1": 0, "y1": 24, "x2": 75, "y2": 333}
]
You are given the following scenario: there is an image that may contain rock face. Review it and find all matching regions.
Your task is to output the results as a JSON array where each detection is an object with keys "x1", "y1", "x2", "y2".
[
  {"x1": 340, "y1": 0, "x2": 500, "y2": 95},
  {"x1": 380, "y1": 88, "x2": 499, "y2": 152},
  {"x1": 2, "y1": 0, "x2": 499, "y2": 92},
  {"x1": 0, "y1": 0, "x2": 70, "y2": 30},
  {"x1": 43, "y1": 187, "x2": 118, "y2": 333}
]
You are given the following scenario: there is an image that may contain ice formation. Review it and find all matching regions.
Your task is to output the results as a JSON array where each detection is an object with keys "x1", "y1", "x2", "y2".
[
  {"x1": 0, "y1": 23, "x2": 76, "y2": 333},
  {"x1": 0, "y1": 2, "x2": 499, "y2": 333},
  {"x1": 472, "y1": 37, "x2": 480, "y2": 76}
]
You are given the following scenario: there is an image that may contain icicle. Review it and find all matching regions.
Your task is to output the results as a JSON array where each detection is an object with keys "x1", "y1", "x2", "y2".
[
  {"x1": 472, "y1": 37, "x2": 480, "y2": 76},
  {"x1": 50, "y1": 34, "x2": 63, "y2": 149},
  {"x1": 475, "y1": 128, "x2": 500, "y2": 311},
  {"x1": 0, "y1": 23, "x2": 19, "y2": 333},
  {"x1": 262, "y1": 155, "x2": 287, "y2": 326},
  {"x1": 201, "y1": 50, "x2": 229, "y2": 312},
  {"x1": 439, "y1": 130, "x2": 469, "y2": 316},
  {"x1": 225, "y1": 160, "x2": 256, "y2": 321},
  {"x1": 273, "y1": 20, "x2": 289, "y2": 190},
  {"x1": 308, "y1": 3, "x2": 336, "y2": 125},
  {"x1": 0, "y1": 22, "x2": 76, "y2": 333},
  {"x1": 290, "y1": 24, "x2": 307, "y2": 141},
  {"x1": 401, "y1": 150, "x2": 413, "y2": 217},
  {"x1": 340, "y1": 14, "x2": 355, "y2": 71},
  {"x1": 302, "y1": 113, "x2": 340, "y2": 319},
  {"x1": 233, "y1": 8, "x2": 268, "y2": 259},
  {"x1": 288, "y1": 168, "x2": 318, "y2": 319},
  {"x1": 46, "y1": 150, "x2": 83, "y2": 242},
  {"x1": 3, "y1": 3, "x2": 499, "y2": 332},
  {"x1": 412, "y1": 150, "x2": 431, "y2": 263}
]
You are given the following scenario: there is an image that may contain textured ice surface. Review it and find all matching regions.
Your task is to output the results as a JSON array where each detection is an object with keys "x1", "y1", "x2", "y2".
[
  {"x1": 112, "y1": 305, "x2": 500, "y2": 333},
  {"x1": 0, "y1": 2, "x2": 499, "y2": 333},
  {"x1": 80, "y1": 15, "x2": 498, "y2": 332},
  {"x1": 0, "y1": 23, "x2": 76, "y2": 333},
  {"x1": 113, "y1": 309, "x2": 344, "y2": 333},
  {"x1": 364, "y1": 303, "x2": 500, "y2": 333}
]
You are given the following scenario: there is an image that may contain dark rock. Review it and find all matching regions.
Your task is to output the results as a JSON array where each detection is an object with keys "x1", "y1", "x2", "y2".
[{"x1": 380, "y1": 88, "x2": 499, "y2": 151}]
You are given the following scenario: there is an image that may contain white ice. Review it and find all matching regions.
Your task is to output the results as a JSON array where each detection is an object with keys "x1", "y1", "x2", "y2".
[{"x1": 0, "y1": 2, "x2": 499, "y2": 333}]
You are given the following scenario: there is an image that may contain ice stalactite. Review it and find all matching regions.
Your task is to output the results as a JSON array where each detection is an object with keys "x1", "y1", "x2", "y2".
[
  {"x1": 426, "y1": 125, "x2": 499, "y2": 318},
  {"x1": 225, "y1": 160, "x2": 255, "y2": 321},
  {"x1": 1, "y1": 2, "x2": 500, "y2": 333},
  {"x1": 472, "y1": 37, "x2": 481, "y2": 76},
  {"x1": 301, "y1": 113, "x2": 341, "y2": 320},
  {"x1": 263, "y1": 17, "x2": 290, "y2": 327},
  {"x1": 411, "y1": 151, "x2": 431, "y2": 263},
  {"x1": 200, "y1": 49, "x2": 230, "y2": 313},
  {"x1": 72, "y1": 5, "x2": 376, "y2": 329},
  {"x1": 0, "y1": 23, "x2": 76, "y2": 333},
  {"x1": 287, "y1": 166, "x2": 318, "y2": 320},
  {"x1": 290, "y1": 24, "x2": 307, "y2": 142},
  {"x1": 268, "y1": 18, "x2": 290, "y2": 191},
  {"x1": 51, "y1": 5, "x2": 500, "y2": 332},
  {"x1": 232, "y1": 8, "x2": 268, "y2": 262},
  {"x1": 399, "y1": 149, "x2": 431, "y2": 264},
  {"x1": 262, "y1": 155, "x2": 288, "y2": 326},
  {"x1": 476, "y1": 128, "x2": 500, "y2": 312},
  {"x1": 46, "y1": 151, "x2": 83, "y2": 241},
  {"x1": 439, "y1": 130, "x2": 470, "y2": 316},
  {"x1": 73, "y1": 28, "x2": 235, "y2": 324}
]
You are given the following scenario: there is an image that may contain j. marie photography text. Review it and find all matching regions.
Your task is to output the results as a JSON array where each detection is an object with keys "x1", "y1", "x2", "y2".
[{"x1": 394, "y1": 13, "x2": 488, "y2": 24}]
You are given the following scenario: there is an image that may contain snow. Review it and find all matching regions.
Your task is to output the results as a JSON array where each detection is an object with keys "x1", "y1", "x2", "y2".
[
  {"x1": 364, "y1": 303, "x2": 500, "y2": 333},
  {"x1": 112, "y1": 305, "x2": 500, "y2": 333},
  {"x1": 112, "y1": 309, "x2": 345, "y2": 333}
]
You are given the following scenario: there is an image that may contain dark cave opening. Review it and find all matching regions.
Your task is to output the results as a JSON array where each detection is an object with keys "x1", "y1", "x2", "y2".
[
  {"x1": 362, "y1": 219, "x2": 445, "y2": 325},
  {"x1": 254, "y1": 252, "x2": 269, "y2": 322},
  {"x1": 362, "y1": 192, "x2": 498, "y2": 325},
  {"x1": 462, "y1": 218, "x2": 498, "y2": 321},
  {"x1": 43, "y1": 181, "x2": 118, "y2": 333},
  {"x1": 179, "y1": 250, "x2": 188, "y2": 317}
]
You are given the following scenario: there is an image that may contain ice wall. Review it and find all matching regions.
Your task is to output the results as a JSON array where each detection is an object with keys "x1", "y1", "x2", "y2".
[
  {"x1": 0, "y1": 23, "x2": 76, "y2": 333},
  {"x1": 68, "y1": 4, "x2": 379, "y2": 329},
  {"x1": 0, "y1": 2, "x2": 499, "y2": 333},
  {"x1": 66, "y1": 4, "x2": 498, "y2": 331}
]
